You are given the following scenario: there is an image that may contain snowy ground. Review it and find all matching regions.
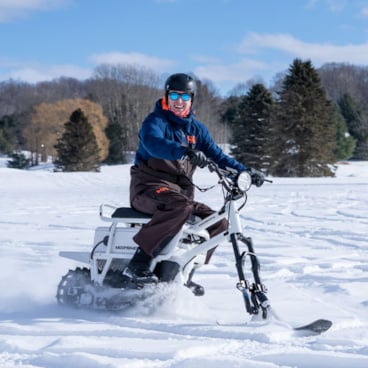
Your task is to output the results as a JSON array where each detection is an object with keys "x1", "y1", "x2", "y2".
[{"x1": 0, "y1": 157, "x2": 367, "y2": 368}]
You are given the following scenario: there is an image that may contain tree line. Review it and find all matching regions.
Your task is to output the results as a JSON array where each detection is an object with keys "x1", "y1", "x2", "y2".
[{"x1": 1, "y1": 60, "x2": 367, "y2": 176}]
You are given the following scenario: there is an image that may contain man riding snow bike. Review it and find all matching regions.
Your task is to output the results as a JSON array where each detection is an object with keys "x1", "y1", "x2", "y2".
[{"x1": 122, "y1": 72, "x2": 265, "y2": 293}]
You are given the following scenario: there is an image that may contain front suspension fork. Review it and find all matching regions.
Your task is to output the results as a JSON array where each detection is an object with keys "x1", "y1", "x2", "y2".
[{"x1": 230, "y1": 233, "x2": 270, "y2": 319}]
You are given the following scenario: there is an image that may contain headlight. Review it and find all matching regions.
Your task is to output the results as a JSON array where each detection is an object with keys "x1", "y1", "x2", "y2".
[{"x1": 237, "y1": 171, "x2": 252, "y2": 192}]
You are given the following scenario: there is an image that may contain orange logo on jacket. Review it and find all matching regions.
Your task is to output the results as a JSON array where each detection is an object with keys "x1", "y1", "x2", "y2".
[
  {"x1": 156, "y1": 187, "x2": 169, "y2": 194},
  {"x1": 187, "y1": 135, "x2": 196, "y2": 145}
]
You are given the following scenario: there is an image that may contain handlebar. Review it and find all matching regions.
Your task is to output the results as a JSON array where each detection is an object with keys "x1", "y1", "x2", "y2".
[
  {"x1": 184, "y1": 155, "x2": 272, "y2": 191},
  {"x1": 206, "y1": 159, "x2": 243, "y2": 193},
  {"x1": 207, "y1": 159, "x2": 233, "y2": 177},
  {"x1": 206, "y1": 159, "x2": 272, "y2": 186}
]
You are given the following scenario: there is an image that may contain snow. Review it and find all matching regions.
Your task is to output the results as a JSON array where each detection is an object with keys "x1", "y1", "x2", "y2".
[{"x1": 0, "y1": 157, "x2": 368, "y2": 368}]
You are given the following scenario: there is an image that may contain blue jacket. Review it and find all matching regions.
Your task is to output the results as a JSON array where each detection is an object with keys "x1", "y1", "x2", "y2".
[{"x1": 134, "y1": 99, "x2": 246, "y2": 172}]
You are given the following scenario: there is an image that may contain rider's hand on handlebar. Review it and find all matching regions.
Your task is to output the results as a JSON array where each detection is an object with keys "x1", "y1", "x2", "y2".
[
  {"x1": 247, "y1": 168, "x2": 265, "y2": 187},
  {"x1": 186, "y1": 149, "x2": 208, "y2": 168}
]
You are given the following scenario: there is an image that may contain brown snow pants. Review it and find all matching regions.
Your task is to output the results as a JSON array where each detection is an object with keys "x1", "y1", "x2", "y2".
[{"x1": 131, "y1": 185, "x2": 227, "y2": 263}]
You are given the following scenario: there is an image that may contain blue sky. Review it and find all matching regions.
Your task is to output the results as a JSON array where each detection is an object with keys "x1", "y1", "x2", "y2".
[{"x1": 1, "y1": 0, "x2": 368, "y2": 95}]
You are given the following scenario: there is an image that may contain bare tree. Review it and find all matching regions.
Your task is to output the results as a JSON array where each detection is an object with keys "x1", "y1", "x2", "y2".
[
  {"x1": 87, "y1": 64, "x2": 162, "y2": 153},
  {"x1": 194, "y1": 78, "x2": 226, "y2": 144},
  {"x1": 318, "y1": 62, "x2": 368, "y2": 106}
]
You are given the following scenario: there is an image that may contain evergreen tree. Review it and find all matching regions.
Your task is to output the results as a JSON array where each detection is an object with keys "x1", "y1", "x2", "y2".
[
  {"x1": 228, "y1": 84, "x2": 274, "y2": 172},
  {"x1": 54, "y1": 108, "x2": 101, "y2": 172},
  {"x1": 0, "y1": 115, "x2": 17, "y2": 154},
  {"x1": 338, "y1": 94, "x2": 368, "y2": 160},
  {"x1": 104, "y1": 119, "x2": 127, "y2": 164},
  {"x1": 271, "y1": 59, "x2": 336, "y2": 177},
  {"x1": 221, "y1": 96, "x2": 242, "y2": 133},
  {"x1": 332, "y1": 107, "x2": 356, "y2": 160},
  {"x1": 7, "y1": 151, "x2": 30, "y2": 169}
]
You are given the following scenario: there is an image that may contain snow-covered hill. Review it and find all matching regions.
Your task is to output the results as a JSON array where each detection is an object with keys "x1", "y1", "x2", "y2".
[{"x1": 0, "y1": 160, "x2": 367, "y2": 367}]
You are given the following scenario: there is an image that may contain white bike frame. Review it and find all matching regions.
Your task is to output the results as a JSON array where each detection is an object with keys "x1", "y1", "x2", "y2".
[{"x1": 59, "y1": 161, "x2": 270, "y2": 318}]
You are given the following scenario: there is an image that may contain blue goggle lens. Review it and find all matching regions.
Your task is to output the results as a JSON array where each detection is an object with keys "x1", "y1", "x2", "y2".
[{"x1": 168, "y1": 92, "x2": 192, "y2": 102}]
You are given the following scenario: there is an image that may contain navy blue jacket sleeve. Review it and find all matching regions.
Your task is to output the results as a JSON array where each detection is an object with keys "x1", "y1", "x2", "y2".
[
  {"x1": 195, "y1": 121, "x2": 247, "y2": 172},
  {"x1": 138, "y1": 115, "x2": 187, "y2": 161}
]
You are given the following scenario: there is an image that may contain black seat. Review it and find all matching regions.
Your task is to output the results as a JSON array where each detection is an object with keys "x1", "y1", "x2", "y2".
[{"x1": 111, "y1": 207, "x2": 152, "y2": 219}]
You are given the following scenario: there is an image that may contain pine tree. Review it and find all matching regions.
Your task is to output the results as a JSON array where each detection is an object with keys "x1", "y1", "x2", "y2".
[
  {"x1": 54, "y1": 108, "x2": 101, "y2": 172},
  {"x1": 0, "y1": 115, "x2": 17, "y2": 154},
  {"x1": 229, "y1": 84, "x2": 274, "y2": 172},
  {"x1": 338, "y1": 94, "x2": 368, "y2": 160},
  {"x1": 332, "y1": 107, "x2": 356, "y2": 160},
  {"x1": 104, "y1": 120, "x2": 127, "y2": 164},
  {"x1": 7, "y1": 151, "x2": 30, "y2": 169},
  {"x1": 270, "y1": 59, "x2": 336, "y2": 177}
]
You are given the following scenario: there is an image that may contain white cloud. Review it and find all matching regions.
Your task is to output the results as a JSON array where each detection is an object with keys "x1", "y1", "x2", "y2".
[
  {"x1": 325, "y1": 0, "x2": 347, "y2": 13},
  {"x1": 238, "y1": 32, "x2": 368, "y2": 65},
  {"x1": 0, "y1": 0, "x2": 69, "y2": 22},
  {"x1": 360, "y1": 7, "x2": 368, "y2": 17},
  {"x1": 0, "y1": 51, "x2": 176, "y2": 84},
  {"x1": 192, "y1": 31, "x2": 368, "y2": 94},
  {"x1": 2, "y1": 63, "x2": 91, "y2": 83},
  {"x1": 305, "y1": 0, "x2": 318, "y2": 9},
  {"x1": 194, "y1": 58, "x2": 269, "y2": 83},
  {"x1": 305, "y1": 0, "x2": 347, "y2": 12},
  {"x1": 89, "y1": 52, "x2": 175, "y2": 71}
]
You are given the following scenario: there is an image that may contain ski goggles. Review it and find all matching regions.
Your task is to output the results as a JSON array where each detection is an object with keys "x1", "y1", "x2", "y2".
[{"x1": 168, "y1": 91, "x2": 192, "y2": 102}]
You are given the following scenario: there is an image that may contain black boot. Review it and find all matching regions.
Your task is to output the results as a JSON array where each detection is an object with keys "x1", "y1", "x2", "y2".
[
  {"x1": 185, "y1": 280, "x2": 205, "y2": 296},
  {"x1": 122, "y1": 248, "x2": 158, "y2": 284},
  {"x1": 184, "y1": 268, "x2": 205, "y2": 296}
]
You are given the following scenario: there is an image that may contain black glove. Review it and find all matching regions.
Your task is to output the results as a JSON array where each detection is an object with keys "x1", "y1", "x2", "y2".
[
  {"x1": 247, "y1": 168, "x2": 265, "y2": 187},
  {"x1": 186, "y1": 149, "x2": 208, "y2": 168}
]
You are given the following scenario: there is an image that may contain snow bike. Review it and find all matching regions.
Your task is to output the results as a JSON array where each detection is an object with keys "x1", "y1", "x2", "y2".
[
  {"x1": 57, "y1": 159, "x2": 333, "y2": 333},
  {"x1": 57, "y1": 159, "x2": 272, "y2": 318}
]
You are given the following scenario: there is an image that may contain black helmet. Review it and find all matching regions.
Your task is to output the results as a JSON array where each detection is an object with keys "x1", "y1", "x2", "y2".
[{"x1": 165, "y1": 73, "x2": 196, "y2": 95}]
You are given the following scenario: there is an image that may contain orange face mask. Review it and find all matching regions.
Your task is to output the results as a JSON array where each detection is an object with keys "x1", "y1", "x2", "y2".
[{"x1": 161, "y1": 97, "x2": 169, "y2": 111}]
